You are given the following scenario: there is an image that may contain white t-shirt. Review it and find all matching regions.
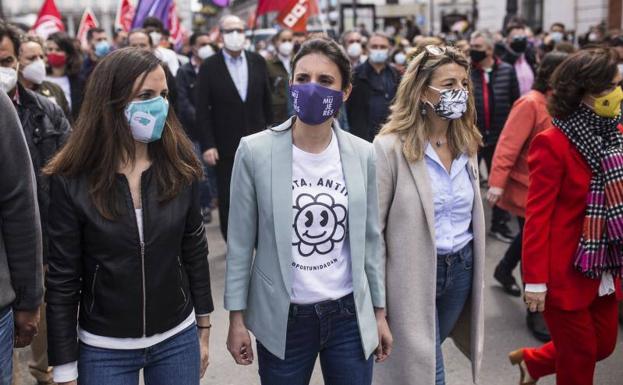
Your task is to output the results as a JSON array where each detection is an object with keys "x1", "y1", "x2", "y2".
[
  {"x1": 290, "y1": 132, "x2": 353, "y2": 304},
  {"x1": 44, "y1": 75, "x2": 71, "y2": 110},
  {"x1": 155, "y1": 47, "x2": 180, "y2": 76}
]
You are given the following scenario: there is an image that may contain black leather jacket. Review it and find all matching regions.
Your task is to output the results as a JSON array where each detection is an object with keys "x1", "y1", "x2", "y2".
[
  {"x1": 46, "y1": 170, "x2": 214, "y2": 366},
  {"x1": 16, "y1": 83, "x2": 71, "y2": 264}
]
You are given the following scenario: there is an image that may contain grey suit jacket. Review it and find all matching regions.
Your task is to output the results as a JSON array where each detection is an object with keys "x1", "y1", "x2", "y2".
[{"x1": 224, "y1": 117, "x2": 384, "y2": 360}]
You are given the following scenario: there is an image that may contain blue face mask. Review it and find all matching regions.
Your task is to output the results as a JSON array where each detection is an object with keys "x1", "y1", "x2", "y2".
[
  {"x1": 94, "y1": 41, "x2": 111, "y2": 58},
  {"x1": 125, "y1": 96, "x2": 169, "y2": 143}
]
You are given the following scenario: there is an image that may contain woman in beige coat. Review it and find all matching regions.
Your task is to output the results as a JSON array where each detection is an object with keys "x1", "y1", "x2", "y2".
[{"x1": 373, "y1": 45, "x2": 485, "y2": 385}]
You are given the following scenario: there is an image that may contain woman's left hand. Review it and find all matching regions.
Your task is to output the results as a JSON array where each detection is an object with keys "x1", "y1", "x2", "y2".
[
  {"x1": 486, "y1": 187, "x2": 504, "y2": 206},
  {"x1": 197, "y1": 327, "x2": 210, "y2": 378},
  {"x1": 374, "y1": 308, "x2": 393, "y2": 363}
]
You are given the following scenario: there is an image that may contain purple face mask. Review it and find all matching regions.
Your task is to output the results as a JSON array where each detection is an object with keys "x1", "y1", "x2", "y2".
[{"x1": 290, "y1": 83, "x2": 344, "y2": 125}]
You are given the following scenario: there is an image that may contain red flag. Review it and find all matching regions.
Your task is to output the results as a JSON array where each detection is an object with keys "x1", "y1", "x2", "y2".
[
  {"x1": 31, "y1": 0, "x2": 65, "y2": 39},
  {"x1": 76, "y1": 8, "x2": 100, "y2": 49},
  {"x1": 167, "y1": 0, "x2": 188, "y2": 50},
  {"x1": 275, "y1": 0, "x2": 318, "y2": 33},
  {"x1": 115, "y1": 0, "x2": 135, "y2": 32}
]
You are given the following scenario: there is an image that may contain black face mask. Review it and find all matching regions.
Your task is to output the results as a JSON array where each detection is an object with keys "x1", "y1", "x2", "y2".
[
  {"x1": 510, "y1": 37, "x2": 528, "y2": 53},
  {"x1": 470, "y1": 49, "x2": 487, "y2": 63}
]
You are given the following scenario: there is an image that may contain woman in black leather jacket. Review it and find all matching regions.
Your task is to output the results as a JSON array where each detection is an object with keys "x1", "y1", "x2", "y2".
[{"x1": 44, "y1": 48, "x2": 213, "y2": 385}]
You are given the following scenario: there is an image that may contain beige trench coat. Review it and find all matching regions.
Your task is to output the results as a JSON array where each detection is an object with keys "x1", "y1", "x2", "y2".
[{"x1": 372, "y1": 133, "x2": 485, "y2": 384}]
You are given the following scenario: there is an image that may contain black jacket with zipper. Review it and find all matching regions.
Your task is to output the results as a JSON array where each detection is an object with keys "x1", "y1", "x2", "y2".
[{"x1": 45, "y1": 170, "x2": 213, "y2": 366}]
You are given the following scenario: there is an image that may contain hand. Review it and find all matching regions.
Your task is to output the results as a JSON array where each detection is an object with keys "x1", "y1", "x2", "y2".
[
  {"x1": 524, "y1": 291, "x2": 546, "y2": 313},
  {"x1": 486, "y1": 187, "x2": 504, "y2": 206},
  {"x1": 197, "y1": 327, "x2": 210, "y2": 378},
  {"x1": 226, "y1": 311, "x2": 253, "y2": 365},
  {"x1": 58, "y1": 381, "x2": 77, "y2": 385},
  {"x1": 203, "y1": 148, "x2": 219, "y2": 166},
  {"x1": 374, "y1": 309, "x2": 393, "y2": 363},
  {"x1": 13, "y1": 308, "x2": 40, "y2": 348}
]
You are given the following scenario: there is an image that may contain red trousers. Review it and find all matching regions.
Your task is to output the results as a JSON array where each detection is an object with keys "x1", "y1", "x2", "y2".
[{"x1": 523, "y1": 294, "x2": 619, "y2": 385}]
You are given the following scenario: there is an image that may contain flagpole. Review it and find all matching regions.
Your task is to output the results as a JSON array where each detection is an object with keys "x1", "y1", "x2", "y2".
[{"x1": 0, "y1": 0, "x2": 5, "y2": 20}]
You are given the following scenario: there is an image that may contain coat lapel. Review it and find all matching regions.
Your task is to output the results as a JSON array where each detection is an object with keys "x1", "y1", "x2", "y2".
[
  {"x1": 217, "y1": 50, "x2": 245, "y2": 103},
  {"x1": 405, "y1": 150, "x2": 436, "y2": 245},
  {"x1": 334, "y1": 126, "x2": 366, "y2": 280},
  {"x1": 271, "y1": 118, "x2": 295, "y2": 291}
]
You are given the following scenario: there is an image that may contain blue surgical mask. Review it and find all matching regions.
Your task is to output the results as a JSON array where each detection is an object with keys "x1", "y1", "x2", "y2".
[
  {"x1": 125, "y1": 96, "x2": 169, "y2": 143},
  {"x1": 94, "y1": 41, "x2": 111, "y2": 58},
  {"x1": 369, "y1": 49, "x2": 389, "y2": 64}
]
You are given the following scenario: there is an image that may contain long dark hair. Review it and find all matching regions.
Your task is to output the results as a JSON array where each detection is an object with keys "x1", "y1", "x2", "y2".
[
  {"x1": 548, "y1": 47, "x2": 619, "y2": 119},
  {"x1": 532, "y1": 51, "x2": 569, "y2": 93},
  {"x1": 47, "y1": 32, "x2": 82, "y2": 76},
  {"x1": 44, "y1": 48, "x2": 202, "y2": 219}
]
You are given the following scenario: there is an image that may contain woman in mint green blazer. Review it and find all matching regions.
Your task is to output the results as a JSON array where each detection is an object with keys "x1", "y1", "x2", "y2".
[{"x1": 224, "y1": 38, "x2": 392, "y2": 385}]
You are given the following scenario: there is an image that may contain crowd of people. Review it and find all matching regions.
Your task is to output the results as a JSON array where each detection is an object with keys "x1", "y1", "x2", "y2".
[{"x1": 0, "y1": 10, "x2": 623, "y2": 385}]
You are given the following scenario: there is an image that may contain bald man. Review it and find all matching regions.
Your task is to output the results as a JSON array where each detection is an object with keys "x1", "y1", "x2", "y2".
[{"x1": 195, "y1": 15, "x2": 273, "y2": 240}]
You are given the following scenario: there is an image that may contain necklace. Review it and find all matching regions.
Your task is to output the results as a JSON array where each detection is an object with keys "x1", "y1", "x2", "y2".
[{"x1": 434, "y1": 139, "x2": 447, "y2": 147}]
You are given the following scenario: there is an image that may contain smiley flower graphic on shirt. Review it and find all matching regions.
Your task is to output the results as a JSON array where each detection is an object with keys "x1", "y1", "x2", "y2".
[{"x1": 292, "y1": 193, "x2": 347, "y2": 257}]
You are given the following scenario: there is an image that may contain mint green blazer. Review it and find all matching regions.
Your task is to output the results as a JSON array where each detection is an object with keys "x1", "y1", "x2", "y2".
[{"x1": 224, "y1": 117, "x2": 385, "y2": 360}]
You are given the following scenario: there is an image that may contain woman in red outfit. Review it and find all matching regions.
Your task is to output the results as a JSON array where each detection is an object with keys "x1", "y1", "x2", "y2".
[{"x1": 509, "y1": 48, "x2": 623, "y2": 385}]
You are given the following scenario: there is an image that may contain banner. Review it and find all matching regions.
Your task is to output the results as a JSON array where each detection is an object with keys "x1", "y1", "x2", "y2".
[
  {"x1": 115, "y1": 0, "x2": 135, "y2": 32},
  {"x1": 31, "y1": 0, "x2": 65, "y2": 39},
  {"x1": 275, "y1": 0, "x2": 318, "y2": 32},
  {"x1": 131, "y1": 0, "x2": 172, "y2": 29},
  {"x1": 76, "y1": 8, "x2": 99, "y2": 49}
]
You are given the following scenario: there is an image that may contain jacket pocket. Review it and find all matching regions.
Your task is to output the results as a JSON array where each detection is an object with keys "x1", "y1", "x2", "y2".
[
  {"x1": 89, "y1": 264, "x2": 100, "y2": 313},
  {"x1": 176, "y1": 257, "x2": 188, "y2": 306}
]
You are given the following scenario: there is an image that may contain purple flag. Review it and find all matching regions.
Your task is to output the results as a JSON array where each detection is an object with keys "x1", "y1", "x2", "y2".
[
  {"x1": 131, "y1": 0, "x2": 173, "y2": 29},
  {"x1": 212, "y1": 0, "x2": 230, "y2": 7}
]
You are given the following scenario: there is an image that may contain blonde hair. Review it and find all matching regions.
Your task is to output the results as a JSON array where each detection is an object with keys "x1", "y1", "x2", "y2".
[{"x1": 379, "y1": 45, "x2": 482, "y2": 162}]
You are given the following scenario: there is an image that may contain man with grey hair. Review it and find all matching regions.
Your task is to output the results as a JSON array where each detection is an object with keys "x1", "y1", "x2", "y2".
[
  {"x1": 195, "y1": 14, "x2": 272, "y2": 240},
  {"x1": 469, "y1": 29, "x2": 519, "y2": 243},
  {"x1": 341, "y1": 30, "x2": 366, "y2": 68}
]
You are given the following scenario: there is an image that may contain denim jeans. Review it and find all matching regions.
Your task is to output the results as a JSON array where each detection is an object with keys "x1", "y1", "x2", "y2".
[
  {"x1": 192, "y1": 142, "x2": 214, "y2": 209},
  {"x1": 257, "y1": 293, "x2": 373, "y2": 385},
  {"x1": 78, "y1": 324, "x2": 200, "y2": 385},
  {"x1": 435, "y1": 243, "x2": 473, "y2": 385},
  {"x1": 0, "y1": 308, "x2": 13, "y2": 385}
]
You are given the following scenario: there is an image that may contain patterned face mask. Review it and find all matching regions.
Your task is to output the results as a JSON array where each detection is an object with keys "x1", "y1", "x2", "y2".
[{"x1": 427, "y1": 86, "x2": 469, "y2": 120}]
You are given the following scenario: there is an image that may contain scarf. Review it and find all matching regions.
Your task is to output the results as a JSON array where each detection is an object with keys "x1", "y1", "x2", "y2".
[{"x1": 553, "y1": 105, "x2": 623, "y2": 279}]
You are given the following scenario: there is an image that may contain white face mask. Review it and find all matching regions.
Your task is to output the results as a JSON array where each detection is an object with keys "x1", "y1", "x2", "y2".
[
  {"x1": 347, "y1": 42, "x2": 362, "y2": 58},
  {"x1": 0, "y1": 66, "x2": 18, "y2": 93},
  {"x1": 223, "y1": 31, "x2": 246, "y2": 52},
  {"x1": 22, "y1": 59, "x2": 46, "y2": 85},
  {"x1": 197, "y1": 45, "x2": 215, "y2": 60},
  {"x1": 394, "y1": 52, "x2": 407, "y2": 65},
  {"x1": 278, "y1": 41, "x2": 294, "y2": 57},
  {"x1": 369, "y1": 49, "x2": 389, "y2": 64},
  {"x1": 149, "y1": 32, "x2": 162, "y2": 46}
]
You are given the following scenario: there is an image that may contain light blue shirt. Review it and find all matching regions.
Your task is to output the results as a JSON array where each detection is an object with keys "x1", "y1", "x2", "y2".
[
  {"x1": 424, "y1": 143, "x2": 474, "y2": 254},
  {"x1": 223, "y1": 50, "x2": 248, "y2": 102}
]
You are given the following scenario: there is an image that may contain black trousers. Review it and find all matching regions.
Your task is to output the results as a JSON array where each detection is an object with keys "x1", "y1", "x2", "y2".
[
  {"x1": 216, "y1": 157, "x2": 234, "y2": 241},
  {"x1": 479, "y1": 144, "x2": 511, "y2": 227},
  {"x1": 498, "y1": 216, "x2": 525, "y2": 273}
]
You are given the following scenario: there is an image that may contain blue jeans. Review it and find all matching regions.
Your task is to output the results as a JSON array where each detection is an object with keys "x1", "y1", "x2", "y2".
[
  {"x1": 435, "y1": 243, "x2": 473, "y2": 385},
  {"x1": 193, "y1": 142, "x2": 214, "y2": 209},
  {"x1": 257, "y1": 293, "x2": 373, "y2": 385},
  {"x1": 0, "y1": 308, "x2": 13, "y2": 385},
  {"x1": 78, "y1": 324, "x2": 200, "y2": 385}
]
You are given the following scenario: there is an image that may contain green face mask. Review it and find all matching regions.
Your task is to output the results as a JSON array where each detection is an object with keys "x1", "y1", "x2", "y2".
[{"x1": 591, "y1": 86, "x2": 623, "y2": 118}]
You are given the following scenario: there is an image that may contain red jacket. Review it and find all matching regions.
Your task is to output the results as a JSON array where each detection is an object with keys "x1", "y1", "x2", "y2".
[
  {"x1": 522, "y1": 126, "x2": 623, "y2": 311},
  {"x1": 489, "y1": 90, "x2": 551, "y2": 217}
]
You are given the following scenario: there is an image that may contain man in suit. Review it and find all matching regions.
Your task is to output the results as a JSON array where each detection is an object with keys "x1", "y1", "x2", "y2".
[{"x1": 196, "y1": 15, "x2": 273, "y2": 240}]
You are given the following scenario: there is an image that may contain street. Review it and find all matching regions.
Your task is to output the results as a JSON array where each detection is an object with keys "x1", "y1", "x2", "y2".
[{"x1": 13, "y1": 205, "x2": 623, "y2": 385}]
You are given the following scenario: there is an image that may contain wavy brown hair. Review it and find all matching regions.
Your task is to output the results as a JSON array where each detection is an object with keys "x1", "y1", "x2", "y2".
[
  {"x1": 379, "y1": 45, "x2": 481, "y2": 162},
  {"x1": 44, "y1": 48, "x2": 202, "y2": 219},
  {"x1": 548, "y1": 47, "x2": 619, "y2": 119}
]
